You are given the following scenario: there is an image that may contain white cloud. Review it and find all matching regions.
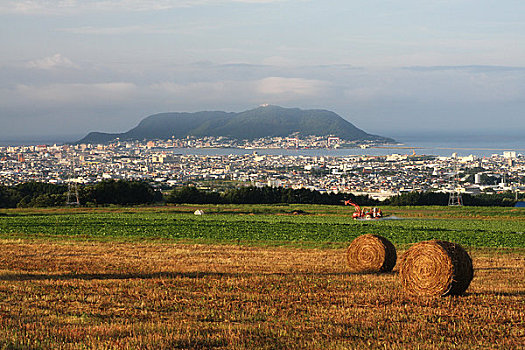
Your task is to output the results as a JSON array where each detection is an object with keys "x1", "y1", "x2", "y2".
[
  {"x1": 15, "y1": 82, "x2": 137, "y2": 104},
  {"x1": 3, "y1": 63, "x2": 525, "y2": 138},
  {"x1": 0, "y1": 0, "x2": 288, "y2": 15},
  {"x1": 0, "y1": 0, "x2": 77, "y2": 15},
  {"x1": 257, "y1": 77, "x2": 328, "y2": 96},
  {"x1": 26, "y1": 54, "x2": 78, "y2": 70},
  {"x1": 4, "y1": 76, "x2": 327, "y2": 114},
  {"x1": 341, "y1": 67, "x2": 525, "y2": 104},
  {"x1": 150, "y1": 81, "x2": 235, "y2": 99},
  {"x1": 59, "y1": 25, "x2": 167, "y2": 35},
  {"x1": 149, "y1": 77, "x2": 329, "y2": 104},
  {"x1": 261, "y1": 56, "x2": 296, "y2": 67},
  {"x1": 58, "y1": 24, "x2": 211, "y2": 36}
]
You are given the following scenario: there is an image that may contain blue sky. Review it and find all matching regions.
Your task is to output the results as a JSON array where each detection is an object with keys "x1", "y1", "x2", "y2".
[{"x1": 1, "y1": 0, "x2": 525, "y2": 140}]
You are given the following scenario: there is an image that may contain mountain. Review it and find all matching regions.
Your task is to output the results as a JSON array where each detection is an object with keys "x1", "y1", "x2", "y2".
[{"x1": 77, "y1": 106, "x2": 393, "y2": 144}]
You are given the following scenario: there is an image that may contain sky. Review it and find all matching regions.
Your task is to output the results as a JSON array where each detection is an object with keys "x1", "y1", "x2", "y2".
[{"x1": 1, "y1": 0, "x2": 525, "y2": 142}]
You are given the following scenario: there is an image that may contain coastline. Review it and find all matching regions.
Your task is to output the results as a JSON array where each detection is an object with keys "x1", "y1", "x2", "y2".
[{"x1": 2, "y1": 138, "x2": 524, "y2": 158}]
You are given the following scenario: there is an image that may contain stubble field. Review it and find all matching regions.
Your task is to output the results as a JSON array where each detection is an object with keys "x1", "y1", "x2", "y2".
[{"x1": 0, "y1": 205, "x2": 523, "y2": 349}]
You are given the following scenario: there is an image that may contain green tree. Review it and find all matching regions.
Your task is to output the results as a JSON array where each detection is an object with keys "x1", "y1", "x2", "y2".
[
  {"x1": 0, "y1": 185, "x2": 20, "y2": 208},
  {"x1": 85, "y1": 180, "x2": 160, "y2": 205}
]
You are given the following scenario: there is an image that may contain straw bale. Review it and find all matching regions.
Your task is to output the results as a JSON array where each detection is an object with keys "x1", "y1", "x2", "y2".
[
  {"x1": 346, "y1": 234, "x2": 397, "y2": 273},
  {"x1": 399, "y1": 240, "x2": 473, "y2": 296}
]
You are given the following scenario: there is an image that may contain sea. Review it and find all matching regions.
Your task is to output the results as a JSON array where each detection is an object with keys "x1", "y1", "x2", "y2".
[{"x1": 1, "y1": 132, "x2": 523, "y2": 158}]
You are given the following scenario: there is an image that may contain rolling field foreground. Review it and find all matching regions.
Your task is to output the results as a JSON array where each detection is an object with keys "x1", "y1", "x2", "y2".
[{"x1": 0, "y1": 205, "x2": 523, "y2": 349}]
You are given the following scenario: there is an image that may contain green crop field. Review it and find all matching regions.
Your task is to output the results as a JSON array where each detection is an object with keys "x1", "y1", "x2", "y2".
[
  {"x1": 0, "y1": 205, "x2": 523, "y2": 349},
  {"x1": 0, "y1": 205, "x2": 524, "y2": 248}
]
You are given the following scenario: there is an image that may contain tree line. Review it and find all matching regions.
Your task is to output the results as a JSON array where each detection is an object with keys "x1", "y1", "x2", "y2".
[
  {"x1": 0, "y1": 180, "x2": 161, "y2": 208},
  {"x1": 166, "y1": 186, "x2": 519, "y2": 207},
  {"x1": 0, "y1": 181, "x2": 520, "y2": 208},
  {"x1": 166, "y1": 185, "x2": 377, "y2": 206},
  {"x1": 386, "y1": 191, "x2": 517, "y2": 206}
]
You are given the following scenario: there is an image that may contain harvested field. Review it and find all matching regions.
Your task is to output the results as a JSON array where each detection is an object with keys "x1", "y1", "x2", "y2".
[{"x1": 0, "y1": 240, "x2": 523, "y2": 349}]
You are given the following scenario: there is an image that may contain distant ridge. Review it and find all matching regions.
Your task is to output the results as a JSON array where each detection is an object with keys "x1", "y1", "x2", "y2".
[{"x1": 77, "y1": 105, "x2": 393, "y2": 144}]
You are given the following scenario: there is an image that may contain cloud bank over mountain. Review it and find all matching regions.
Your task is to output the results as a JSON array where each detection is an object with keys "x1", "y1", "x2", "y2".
[{"x1": 1, "y1": 1, "x2": 525, "y2": 140}]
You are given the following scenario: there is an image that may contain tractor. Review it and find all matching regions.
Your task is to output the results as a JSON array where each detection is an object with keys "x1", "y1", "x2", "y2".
[{"x1": 344, "y1": 200, "x2": 383, "y2": 220}]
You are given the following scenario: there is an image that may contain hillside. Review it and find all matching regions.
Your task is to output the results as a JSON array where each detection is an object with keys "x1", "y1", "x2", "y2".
[{"x1": 77, "y1": 105, "x2": 393, "y2": 144}]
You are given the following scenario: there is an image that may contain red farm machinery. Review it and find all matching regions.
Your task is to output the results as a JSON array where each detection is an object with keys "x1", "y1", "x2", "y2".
[{"x1": 344, "y1": 200, "x2": 383, "y2": 220}]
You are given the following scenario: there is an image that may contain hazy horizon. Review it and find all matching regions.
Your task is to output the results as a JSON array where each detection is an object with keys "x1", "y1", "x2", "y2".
[{"x1": 1, "y1": 1, "x2": 525, "y2": 139}]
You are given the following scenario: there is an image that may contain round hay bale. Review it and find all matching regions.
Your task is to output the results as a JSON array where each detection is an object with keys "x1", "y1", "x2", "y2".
[
  {"x1": 346, "y1": 234, "x2": 397, "y2": 273},
  {"x1": 399, "y1": 240, "x2": 473, "y2": 296}
]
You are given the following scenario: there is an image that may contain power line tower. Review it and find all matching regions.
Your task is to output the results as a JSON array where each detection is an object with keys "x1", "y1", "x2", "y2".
[
  {"x1": 66, "y1": 159, "x2": 80, "y2": 206},
  {"x1": 448, "y1": 189, "x2": 463, "y2": 206},
  {"x1": 448, "y1": 157, "x2": 463, "y2": 206}
]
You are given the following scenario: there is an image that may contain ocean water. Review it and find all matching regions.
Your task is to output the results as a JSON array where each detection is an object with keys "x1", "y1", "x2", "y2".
[
  {"x1": 0, "y1": 134, "x2": 82, "y2": 147},
  {"x1": 389, "y1": 132, "x2": 525, "y2": 157}
]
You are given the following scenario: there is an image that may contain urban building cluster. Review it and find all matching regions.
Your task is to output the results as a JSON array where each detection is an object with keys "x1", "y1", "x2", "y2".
[
  {"x1": 1, "y1": 139, "x2": 524, "y2": 200},
  {"x1": 128, "y1": 135, "x2": 369, "y2": 149}
]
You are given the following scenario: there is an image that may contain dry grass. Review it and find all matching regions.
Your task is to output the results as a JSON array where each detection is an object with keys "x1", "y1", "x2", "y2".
[{"x1": 0, "y1": 240, "x2": 523, "y2": 349}]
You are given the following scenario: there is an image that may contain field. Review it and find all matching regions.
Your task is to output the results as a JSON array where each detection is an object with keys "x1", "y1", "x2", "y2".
[{"x1": 0, "y1": 205, "x2": 524, "y2": 349}]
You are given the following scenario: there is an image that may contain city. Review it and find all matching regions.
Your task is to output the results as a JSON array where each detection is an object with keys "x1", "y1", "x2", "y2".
[{"x1": 1, "y1": 136, "x2": 524, "y2": 201}]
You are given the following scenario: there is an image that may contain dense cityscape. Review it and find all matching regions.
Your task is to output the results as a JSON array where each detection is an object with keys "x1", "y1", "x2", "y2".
[{"x1": 1, "y1": 136, "x2": 523, "y2": 201}]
